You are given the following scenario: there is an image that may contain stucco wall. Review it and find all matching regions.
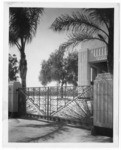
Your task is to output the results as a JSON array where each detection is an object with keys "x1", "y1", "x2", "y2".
[
  {"x1": 78, "y1": 40, "x2": 106, "y2": 86},
  {"x1": 80, "y1": 40, "x2": 106, "y2": 52}
]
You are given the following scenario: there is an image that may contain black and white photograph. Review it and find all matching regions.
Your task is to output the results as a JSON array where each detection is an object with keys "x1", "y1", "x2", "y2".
[{"x1": 2, "y1": 1, "x2": 120, "y2": 147}]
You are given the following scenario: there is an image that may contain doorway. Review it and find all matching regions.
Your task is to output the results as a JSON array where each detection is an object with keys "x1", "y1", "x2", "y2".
[
  {"x1": 90, "y1": 67, "x2": 97, "y2": 83},
  {"x1": 90, "y1": 61, "x2": 108, "y2": 84}
]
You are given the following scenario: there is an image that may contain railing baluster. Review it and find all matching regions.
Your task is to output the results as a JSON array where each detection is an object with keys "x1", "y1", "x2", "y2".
[
  {"x1": 65, "y1": 86, "x2": 66, "y2": 105},
  {"x1": 50, "y1": 91, "x2": 51, "y2": 116},
  {"x1": 28, "y1": 88, "x2": 29, "y2": 98},
  {"x1": 33, "y1": 87, "x2": 34, "y2": 102},
  {"x1": 73, "y1": 86, "x2": 74, "y2": 101},
  {"x1": 57, "y1": 86, "x2": 58, "y2": 111},
  {"x1": 47, "y1": 87, "x2": 49, "y2": 118},
  {"x1": 45, "y1": 87, "x2": 46, "y2": 116},
  {"x1": 39, "y1": 87, "x2": 40, "y2": 110}
]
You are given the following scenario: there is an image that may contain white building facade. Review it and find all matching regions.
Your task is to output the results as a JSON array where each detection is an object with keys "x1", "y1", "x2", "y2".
[{"x1": 78, "y1": 41, "x2": 107, "y2": 86}]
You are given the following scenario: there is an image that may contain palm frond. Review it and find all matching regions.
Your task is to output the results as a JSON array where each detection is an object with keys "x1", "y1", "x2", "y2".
[
  {"x1": 98, "y1": 33, "x2": 106, "y2": 42},
  {"x1": 24, "y1": 8, "x2": 44, "y2": 43},
  {"x1": 84, "y1": 8, "x2": 114, "y2": 32},
  {"x1": 84, "y1": 9, "x2": 106, "y2": 25},
  {"x1": 9, "y1": 8, "x2": 43, "y2": 45},
  {"x1": 51, "y1": 10, "x2": 108, "y2": 37},
  {"x1": 59, "y1": 29, "x2": 108, "y2": 52}
]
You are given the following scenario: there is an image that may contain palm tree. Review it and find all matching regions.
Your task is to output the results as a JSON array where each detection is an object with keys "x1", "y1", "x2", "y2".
[
  {"x1": 9, "y1": 8, "x2": 43, "y2": 88},
  {"x1": 51, "y1": 9, "x2": 114, "y2": 74}
]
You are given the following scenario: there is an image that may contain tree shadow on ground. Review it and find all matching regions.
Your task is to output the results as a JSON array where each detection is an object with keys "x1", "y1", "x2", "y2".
[
  {"x1": 17, "y1": 122, "x2": 69, "y2": 143},
  {"x1": 18, "y1": 122, "x2": 59, "y2": 128}
]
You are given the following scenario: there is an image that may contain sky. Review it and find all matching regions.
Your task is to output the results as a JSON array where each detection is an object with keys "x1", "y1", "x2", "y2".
[{"x1": 9, "y1": 8, "x2": 81, "y2": 87}]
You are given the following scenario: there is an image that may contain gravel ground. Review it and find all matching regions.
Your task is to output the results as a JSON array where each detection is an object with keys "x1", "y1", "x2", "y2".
[{"x1": 8, "y1": 118, "x2": 112, "y2": 143}]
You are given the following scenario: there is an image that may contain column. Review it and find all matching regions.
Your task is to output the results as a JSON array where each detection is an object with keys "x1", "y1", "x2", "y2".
[{"x1": 78, "y1": 49, "x2": 90, "y2": 86}]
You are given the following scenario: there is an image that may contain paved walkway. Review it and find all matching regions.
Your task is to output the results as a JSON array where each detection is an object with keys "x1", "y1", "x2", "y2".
[{"x1": 9, "y1": 118, "x2": 112, "y2": 143}]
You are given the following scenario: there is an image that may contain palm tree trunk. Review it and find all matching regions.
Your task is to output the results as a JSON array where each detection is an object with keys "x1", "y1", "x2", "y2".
[
  {"x1": 19, "y1": 49, "x2": 27, "y2": 115},
  {"x1": 20, "y1": 51, "x2": 27, "y2": 88}
]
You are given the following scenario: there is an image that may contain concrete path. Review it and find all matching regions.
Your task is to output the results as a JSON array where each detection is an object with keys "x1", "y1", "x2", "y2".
[{"x1": 8, "y1": 119, "x2": 112, "y2": 143}]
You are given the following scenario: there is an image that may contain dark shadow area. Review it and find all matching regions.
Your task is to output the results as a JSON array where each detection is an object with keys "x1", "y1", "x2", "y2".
[
  {"x1": 16, "y1": 124, "x2": 69, "y2": 143},
  {"x1": 16, "y1": 115, "x2": 93, "y2": 130},
  {"x1": 8, "y1": 112, "x2": 19, "y2": 118},
  {"x1": 91, "y1": 126, "x2": 113, "y2": 138},
  {"x1": 19, "y1": 122, "x2": 60, "y2": 128}
]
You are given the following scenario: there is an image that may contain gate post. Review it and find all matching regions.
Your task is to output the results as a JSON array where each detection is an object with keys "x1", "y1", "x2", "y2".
[
  {"x1": 9, "y1": 81, "x2": 21, "y2": 118},
  {"x1": 92, "y1": 73, "x2": 113, "y2": 137}
]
